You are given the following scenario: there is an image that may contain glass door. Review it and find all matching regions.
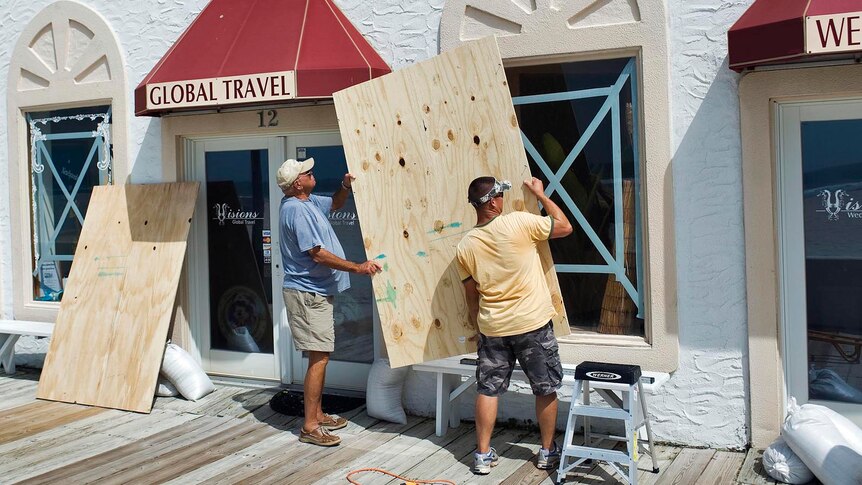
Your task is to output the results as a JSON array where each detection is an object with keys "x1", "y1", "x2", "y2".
[
  {"x1": 280, "y1": 133, "x2": 375, "y2": 390},
  {"x1": 189, "y1": 137, "x2": 284, "y2": 380},
  {"x1": 779, "y1": 100, "x2": 862, "y2": 425}
]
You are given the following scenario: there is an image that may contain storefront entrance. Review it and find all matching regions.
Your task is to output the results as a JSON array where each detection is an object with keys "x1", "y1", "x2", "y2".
[
  {"x1": 778, "y1": 99, "x2": 862, "y2": 424},
  {"x1": 186, "y1": 133, "x2": 374, "y2": 390}
]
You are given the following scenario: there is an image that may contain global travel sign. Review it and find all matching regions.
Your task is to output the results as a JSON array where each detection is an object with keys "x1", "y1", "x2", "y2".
[
  {"x1": 145, "y1": 71, "x2": 297, "y2": 111},
  {"x1": 807, "y1": 11, "x2": 862, "y2": 54}
]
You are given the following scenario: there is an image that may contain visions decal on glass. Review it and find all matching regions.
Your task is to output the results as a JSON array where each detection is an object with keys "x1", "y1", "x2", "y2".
[
  {"x1": 212, "y1": 203, "x2": 262, "y2": 226},
  {"x1": 817, "y1": 189, "x2": 862, "y2": 221}
]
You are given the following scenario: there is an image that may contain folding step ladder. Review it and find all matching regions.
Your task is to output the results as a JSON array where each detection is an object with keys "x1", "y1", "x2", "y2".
[{"x1": 557, "y1": 361, "x2": 659, "y2": 485}]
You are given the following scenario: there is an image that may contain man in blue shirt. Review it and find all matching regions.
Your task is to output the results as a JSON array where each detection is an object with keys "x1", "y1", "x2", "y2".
[{"x1": 277, "y1": 157, "x2": 381, "y2": 447}]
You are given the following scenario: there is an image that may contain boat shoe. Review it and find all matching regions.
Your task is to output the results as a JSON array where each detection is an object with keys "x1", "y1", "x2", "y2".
[
  {"x1": 299, "y1": 426, "x2": 341, "y2": 446},
  {"x1": 320, "y1": 413, "x2": 348, "y2": 430}
]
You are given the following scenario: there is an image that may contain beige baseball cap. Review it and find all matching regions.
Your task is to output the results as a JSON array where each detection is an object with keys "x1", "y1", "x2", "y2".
[{"x1": 276, "y1": 158, "x2": 315, "y2": 188}]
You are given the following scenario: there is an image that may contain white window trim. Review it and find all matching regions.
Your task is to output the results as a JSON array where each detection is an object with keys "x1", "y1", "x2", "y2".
[
  {"x1": 7, "y1": 1, "x2": 129, "y2": 322},
  {"x1": 441, "y1": 1, "x2": 677, "y2": 371}
]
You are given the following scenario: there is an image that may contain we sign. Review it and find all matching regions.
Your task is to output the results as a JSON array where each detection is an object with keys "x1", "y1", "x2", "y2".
[{"x1": 807, "y1": 12, "x2": 862, "y2": 54}]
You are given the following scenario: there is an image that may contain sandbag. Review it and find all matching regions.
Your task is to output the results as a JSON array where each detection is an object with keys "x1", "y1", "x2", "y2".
[
  {"x1": 809, "y1": 368, "x2": 862, "y2": 404},
  {"x1": 161, "y1": 342, "x2": 215, "y2": 401},
  {"x1": 155, "y1": 377, "x2": 179, "y2": 397},
  {"x1": 762, "y1": 437, "x2": 814, "y2": 484},
  {"x1": 782, "y1": 397, "x2": 862, "y2": 485},
  {"x1": 366, "y1": 358, "x2": 408, "y2": 424}
]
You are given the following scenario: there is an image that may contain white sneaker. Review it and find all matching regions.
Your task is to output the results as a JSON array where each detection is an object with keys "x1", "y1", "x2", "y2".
[
  {"x1": 537, "y1": 442, "x2": 561, "y2": 469},
  {"x1": 473, "y1": 447, "x2": 499, "y2": 474}
]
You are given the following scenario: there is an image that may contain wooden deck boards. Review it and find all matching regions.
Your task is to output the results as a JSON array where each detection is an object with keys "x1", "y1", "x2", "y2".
[{"x1": 1, "y1": 370, "x2": 763, "y2": 484}]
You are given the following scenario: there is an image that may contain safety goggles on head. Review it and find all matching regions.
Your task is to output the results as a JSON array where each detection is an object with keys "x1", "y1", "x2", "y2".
[{"x1": 470, "y1": 179, "x2": 512, "y2": 207}]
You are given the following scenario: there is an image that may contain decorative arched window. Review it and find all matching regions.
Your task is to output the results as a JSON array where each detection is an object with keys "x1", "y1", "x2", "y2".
[
  {"x1": 441, "y1": 1, "x2": 677, "y2": 371},
  {"x1": 7, "y1": 1, "x2": 128, "y2": 322}
]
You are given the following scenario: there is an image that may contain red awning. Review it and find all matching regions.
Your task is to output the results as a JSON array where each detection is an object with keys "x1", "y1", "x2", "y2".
[
  {"x1": 728, "y1": 0, "x2": 862, "y2": 71},
  {"x1": 135, "y1": 0, "x2": 390, "y2": 116}
]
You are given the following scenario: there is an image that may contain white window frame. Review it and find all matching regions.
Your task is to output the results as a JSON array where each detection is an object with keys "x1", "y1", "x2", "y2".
[
  {"x1": 441, "y1": 1, "x2": 677, "y2": 371},
  {"x1": 777, "y1": 100, "x2": 862, "y2": 426},
  {"x1": 7, "y1": 1, "x2": 129, "y2": 322}
]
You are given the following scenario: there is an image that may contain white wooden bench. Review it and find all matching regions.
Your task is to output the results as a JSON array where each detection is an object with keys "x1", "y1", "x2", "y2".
[
  {"x1": 0, "y1": 320, "x2": 55, "y2": 374},
  {"x1": 412, "y1": 355, "x2": 669, "y2": 437}
]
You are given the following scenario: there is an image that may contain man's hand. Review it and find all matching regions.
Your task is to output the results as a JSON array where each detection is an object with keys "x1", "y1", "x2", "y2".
[
  {"x1": 332, "y1": 173, "x2": 356, "y2": 210},
  {"x1": 524, "y1": 177, "x2": 545, "y2": 196},
  {"x1": 523, "y1": 176, "x2": 573, "y2": 238},
  {"x1": 356, "y1": 260, "x2": 382, "y2": 275},
  {"x1": 342, "y1": 173, "x2": 355, "y2": 189}
]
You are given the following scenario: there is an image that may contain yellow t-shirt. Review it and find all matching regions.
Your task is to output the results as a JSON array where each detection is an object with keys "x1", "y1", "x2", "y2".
[{"x1": 455, "y1": 211, "x2": 557, "y2": 337}]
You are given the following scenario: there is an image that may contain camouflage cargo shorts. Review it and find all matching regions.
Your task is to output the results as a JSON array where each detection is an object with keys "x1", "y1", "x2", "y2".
[{"x1": 476, "y1": 321, "x2": 563, "y2": 397}]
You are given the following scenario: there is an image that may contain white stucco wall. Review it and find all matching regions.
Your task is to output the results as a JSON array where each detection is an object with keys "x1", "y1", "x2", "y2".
[
  {"x1": 1, "y1": 0, "x2": 755, "y2": 450},
  {"x1": 654, "y1": 0, "x2": 753, "y2": 448}
]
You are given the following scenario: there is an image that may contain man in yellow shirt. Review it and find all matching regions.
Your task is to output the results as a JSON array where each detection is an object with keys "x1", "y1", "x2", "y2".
[{"x1": 456, "y1": 176, "x2": 573, "y2": 475}]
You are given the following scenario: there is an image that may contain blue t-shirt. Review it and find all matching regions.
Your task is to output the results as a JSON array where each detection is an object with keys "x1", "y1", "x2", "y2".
[{"x1": 279, "y1": 194, "x2": 350, "y2": 295}]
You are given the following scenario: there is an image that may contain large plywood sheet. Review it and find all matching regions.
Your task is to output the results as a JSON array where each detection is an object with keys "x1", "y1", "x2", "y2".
[
  {"x1": 334, "y1": 37, "x2": 569, "y2": 368},
  {"x1": 38, "y1": 183, "x2": 199, "y2": 412}
]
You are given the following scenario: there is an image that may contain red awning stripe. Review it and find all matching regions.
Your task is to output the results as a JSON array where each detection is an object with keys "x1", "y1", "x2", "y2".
[
  {"x1": 294, "y1": 0, "x2": 311, "y2": 73},
  {"x1": 808, "y1": 0, "x2": 862, "y2": 16},
  {"x1": 217, "y1": 0, "x2": 258, "y2": 74}
]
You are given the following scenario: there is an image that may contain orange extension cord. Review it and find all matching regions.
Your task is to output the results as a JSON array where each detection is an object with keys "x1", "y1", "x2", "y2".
[{"x1": 345, "y1": 467, "x2": 456, "y2": 485}]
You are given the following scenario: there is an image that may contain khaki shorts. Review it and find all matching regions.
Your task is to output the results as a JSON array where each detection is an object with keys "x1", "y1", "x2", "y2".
[{"x1": 282, "y1": 288, "x2": 335, "y2": 353}]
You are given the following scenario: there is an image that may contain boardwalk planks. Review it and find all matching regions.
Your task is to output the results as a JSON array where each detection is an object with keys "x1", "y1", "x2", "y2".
[
  {"x1": 37, "y1": 183, "x2": 199, "y2": 413},
  {"x1": 333, "y1": 37, "x2": 569, "y2": 367}
]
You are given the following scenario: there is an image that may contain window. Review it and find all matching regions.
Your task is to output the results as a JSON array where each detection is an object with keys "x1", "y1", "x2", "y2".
[
  {"x1": 27, "y1": 106, "x2": 113, "y2": 301},
  {"x1": 8, "y1": 2, "x2": 128, "y2": 321},
  {"x1": 507, "y1": 58, "x2": 644, "y2": 337}
]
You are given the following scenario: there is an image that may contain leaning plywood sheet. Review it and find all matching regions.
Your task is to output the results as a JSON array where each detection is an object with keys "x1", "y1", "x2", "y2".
[
  {"x1": 334, "y1": 37, "x2": 569, "y2": 368},
  {"x1": 37, "y1": 183, "x2": 199, "y2": 412}
]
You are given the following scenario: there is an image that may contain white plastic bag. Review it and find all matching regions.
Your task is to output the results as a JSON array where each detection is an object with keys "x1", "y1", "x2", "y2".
[
  {"x1": 161, "y1": 342, "x2": 215, "y2": 401},
  {"x1": 366, "y1": 358, "x2": 408, "y2": 424},
  {"x1": 155, "y1": 377, "x2": 179, "y2": 397},
  {"x1": 762, "y1": 437, "x2": 814, "y2": 484},
  {"x1": 225, "y1": 326, "x2": 261, "y2": 353},
  {"x1": 809, "y1": 368, "x2": 862, "y2": 404},
  {"x1": 782, "y1": 397, "x2": 862, "y2": 485}
]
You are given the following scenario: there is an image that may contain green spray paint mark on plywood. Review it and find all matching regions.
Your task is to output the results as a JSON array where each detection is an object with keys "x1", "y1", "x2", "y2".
[
  {"x1": 417, "y1": 251, "x2": 428, "y2": 258},
  {"x1": 375, "y1": 254, "x2": 387, "y2": 260},
  {"x1": 98, "y1": 271, "x2": 124, "y2": 277},
  {"x1": 427, "y1": 222, "x2": 462, "y2": 234},
  {"x1": 375, "y1": 280, "x2": 397, "y2": 308}
]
